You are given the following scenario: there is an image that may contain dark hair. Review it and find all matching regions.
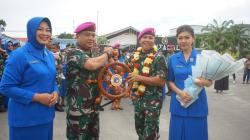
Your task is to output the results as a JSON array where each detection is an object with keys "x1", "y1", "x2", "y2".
[
  {"x1": 53, "y1": 43, "x2": 60, "y2": 49},
  {"x1": 176, "y1": 25, "x2": 194, "y2": 37},
  {"x1": 42, "y1": 18, "x2": 52, "y2": 33},
  {"x1": 66, "y1": 43, "x2": 71, "y2": 48},
  {"x1": 7, "y1": 41, "x2": 13, "y2": 46}
]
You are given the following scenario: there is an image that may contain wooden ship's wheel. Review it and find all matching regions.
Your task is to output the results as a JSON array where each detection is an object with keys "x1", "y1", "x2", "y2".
[
  {"x1": 97, "y1": 49, "x2": 132, "y2": 102},
  {"x1": 98, "y1": 62, "x2": 132, "y2": 100}
]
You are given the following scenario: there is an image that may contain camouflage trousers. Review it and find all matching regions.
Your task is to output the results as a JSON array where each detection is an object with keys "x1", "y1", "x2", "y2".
[
  {"x1": 133, "y1": 97, "x2": 163, "y2": 140},
  {"x1": 66, "y1": 112, "x2": 99, "y2": 140}
]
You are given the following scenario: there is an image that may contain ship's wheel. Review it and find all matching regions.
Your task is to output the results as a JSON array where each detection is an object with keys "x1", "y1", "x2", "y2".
[{"x1": 97, "y1": 61, "x2": 132, "y2": 100}]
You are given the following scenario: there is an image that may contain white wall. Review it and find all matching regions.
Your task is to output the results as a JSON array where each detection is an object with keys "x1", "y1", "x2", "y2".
[
  {"x1": 169, "y1": 25, "x2": 206, "y2": 36},
  {"x1": 108, "y1": 33, "x2": 137, "y2": 46}
]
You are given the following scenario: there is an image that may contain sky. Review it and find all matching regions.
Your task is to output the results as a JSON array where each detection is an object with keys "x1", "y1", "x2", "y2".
[{"x1": 0, "y1": 0, "x2": 250, "y2": 38}]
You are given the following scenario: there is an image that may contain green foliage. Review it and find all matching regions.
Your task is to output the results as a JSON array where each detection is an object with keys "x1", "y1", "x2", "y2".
[
  {"x1": 194, "y1": 35, "x2": 204, "y2": 48},
  {"x1": 0, "y1": 19, "x2": 7, "y2": 31},
  {"x1": 198, "y1": 19, "x2": 250, "y2": 58},
  {"x1": 57, "y1": 32, "x2": 74, "y2": 39},
  {"x1": 96, "y1": 36, "x2": 109, "y2": 45}
]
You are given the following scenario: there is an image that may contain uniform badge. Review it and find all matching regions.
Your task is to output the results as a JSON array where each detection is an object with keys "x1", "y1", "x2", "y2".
[
  {"x1": 29, "y1": 60, "x2": 39, "y2": 64},
  {"x1": 176, "y1": 65, "x2": 184, "y2": 68}
]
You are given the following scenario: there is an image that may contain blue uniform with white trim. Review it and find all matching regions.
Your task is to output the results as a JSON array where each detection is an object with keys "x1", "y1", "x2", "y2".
[
  {"x1": 0, "y1": 17, "x2": 57, "y2": 140},
  {"x1": 167, "y1": 49, "x2": 208, "y2": 140}
]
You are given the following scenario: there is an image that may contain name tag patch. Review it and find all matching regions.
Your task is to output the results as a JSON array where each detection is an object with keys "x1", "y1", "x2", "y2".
[
  {"x1": 29, "y1": 60, "x2": 39, "y2": 64},
  {"x1": 176, "y1": 65, "x2": 184, "y2": 68}
]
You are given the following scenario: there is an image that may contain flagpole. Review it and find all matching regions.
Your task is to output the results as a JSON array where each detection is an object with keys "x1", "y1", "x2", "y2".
[{"x1": 96, "y1": 11, "x2": 99, "y2": 36}]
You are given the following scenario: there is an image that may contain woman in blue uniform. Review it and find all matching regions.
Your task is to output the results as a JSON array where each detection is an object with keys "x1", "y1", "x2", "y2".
[
  {"x1": 167, "y1": 25, "x2": 212, "y2": 140},
  {"x1": 0, "y1": 17, "x2": 58, "y2": 140}
]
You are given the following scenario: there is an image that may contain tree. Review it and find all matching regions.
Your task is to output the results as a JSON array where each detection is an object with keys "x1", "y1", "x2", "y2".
[
  {"x1": 200, "y1": 19, "x2": 250, "y2": 58},
  {"x1": 0, "y1": 19, "x2": 6, "y2": 31},
  {"x1": 228, "y1": 24, "x2": 250, "y2": 58},
  {"x1": 57, "y1": 32, "x2": 74, "y2": 39},
  {"x1": 96, "y1": 36, "x2": 109, "y2": 45},
  {"x1": 194, "y1": 35, "x2": 204, "y2": 48},
  {"x1": 0, "y1": 19, "x2": 7, "y2": 46},
  {"x1": 201, "y1": 19, "x2": 234, "y2": 53}
]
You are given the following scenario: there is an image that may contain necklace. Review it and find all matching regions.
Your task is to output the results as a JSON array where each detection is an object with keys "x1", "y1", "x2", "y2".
[{"x1": 131, "y1": 46, "x2": 157, "y2": 97}]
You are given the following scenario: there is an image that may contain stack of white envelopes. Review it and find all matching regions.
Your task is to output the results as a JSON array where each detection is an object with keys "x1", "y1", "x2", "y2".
[{"x1": 177, "y1": 50, "x2": 246, "y2": 108}]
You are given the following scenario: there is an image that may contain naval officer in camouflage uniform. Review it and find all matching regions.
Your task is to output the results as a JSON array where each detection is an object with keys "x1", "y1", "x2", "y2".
[
  {"x1": 126, "y1": 28, "x2": 167, "y2": 140},
  {"x1": 66, "y1": 22, "x2": 113, "y2": 140}
]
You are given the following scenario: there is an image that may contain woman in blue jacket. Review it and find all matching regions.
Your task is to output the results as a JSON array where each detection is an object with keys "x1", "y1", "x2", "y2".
[
  {"x1": 0, "y1": 17, "x2": 58, "y2": 140},
  {"x1": 168, "y1": 25, "x2": 212, "y2": 140}
]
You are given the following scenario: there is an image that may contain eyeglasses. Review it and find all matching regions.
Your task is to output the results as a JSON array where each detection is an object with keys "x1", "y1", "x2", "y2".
[{"x1": 8, "y1": 43, "x2": 13, "y2": 46}]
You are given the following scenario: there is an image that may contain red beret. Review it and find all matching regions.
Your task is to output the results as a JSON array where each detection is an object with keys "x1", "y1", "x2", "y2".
[
  {"x1": 138, "y1": 27, "x2": 155, "y2": 40},
  {"x1": 74, "y1": 22, "x2": 96, "y2": 33}
]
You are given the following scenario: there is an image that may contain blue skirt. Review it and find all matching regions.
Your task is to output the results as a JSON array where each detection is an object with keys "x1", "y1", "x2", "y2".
[
  {"x1": 9, "y1": 122, "x2": 53, "y2": 140},
  {"x1": 169, "y1": 114, "x2": 208, "y2": 140}
]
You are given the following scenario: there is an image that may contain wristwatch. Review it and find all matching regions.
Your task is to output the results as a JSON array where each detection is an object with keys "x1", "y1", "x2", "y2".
[{"x1": 104, "y1": 51, "x2": 112, "y2": 59}]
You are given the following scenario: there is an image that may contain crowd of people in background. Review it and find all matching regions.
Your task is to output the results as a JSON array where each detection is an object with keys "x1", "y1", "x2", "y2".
[
  {"x1": 0, "y1": 40, "x2": 21, "y2": 112},
  {"x1": 0, "y1": 16, "x2": 249, "y2": 140}
]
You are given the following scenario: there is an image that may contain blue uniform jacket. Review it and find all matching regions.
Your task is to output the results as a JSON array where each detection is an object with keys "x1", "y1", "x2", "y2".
[
  {"x1": 168, "y1": 49, "x2": 208, "y2": 117},
  {"x1": 0, "y1": 17, "x2": 58, "y2": 127}
]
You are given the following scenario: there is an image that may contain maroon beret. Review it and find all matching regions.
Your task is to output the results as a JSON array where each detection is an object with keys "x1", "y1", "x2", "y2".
[
  {"x1": 113, "y1": 43, "x2": 120, "y2": 49},
  {"x1": 138, "y1": 27, "x2": 155, "y2": 40},
  {"x1": 74, "y1": 22, "x2": 96, "y2": 33}
]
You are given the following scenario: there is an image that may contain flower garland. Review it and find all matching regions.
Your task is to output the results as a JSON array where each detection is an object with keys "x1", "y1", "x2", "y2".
[{"x1": 131, "y1": 46, "x2": 158, "y2": 97}]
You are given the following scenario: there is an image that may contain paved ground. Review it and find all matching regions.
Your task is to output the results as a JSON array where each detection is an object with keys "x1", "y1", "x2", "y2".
[{"x1": 1, "y1": 72, "x2": 250, "y2": 140}]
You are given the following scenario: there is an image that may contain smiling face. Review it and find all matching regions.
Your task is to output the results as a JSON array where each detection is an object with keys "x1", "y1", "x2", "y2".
[
  {"x1": 177, "y1": 31, "x2": 195, "y2": 52},
  {"x1": 36, "y1": 21, "x2": 52, "y2": 45},
  {"x1": 76, "y1": 31, "x2": 96, "y2": 51},
  {"x1": 139, "y1": 34, "x2": 155, "y2": 52}
]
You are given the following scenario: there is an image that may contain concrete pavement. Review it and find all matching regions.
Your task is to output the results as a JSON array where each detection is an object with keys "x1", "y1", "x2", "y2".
[{"x1": 1, "y1": 72, "x2": 250, "y2": 140}]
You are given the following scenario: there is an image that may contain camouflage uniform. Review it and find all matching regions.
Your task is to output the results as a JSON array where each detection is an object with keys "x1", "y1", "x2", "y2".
[
  {"x1": 126, "y1": 50, "x2": 167, "y2": 140},
  {"x1": 0, "y1": 52, "x2": 6, "y2": 79},
  {"x1": 66, "y1": 47, "x2": 101, "y2": 140},
  {"x1": 0, "y1": 53, "x2": 7, "y2": 105}
]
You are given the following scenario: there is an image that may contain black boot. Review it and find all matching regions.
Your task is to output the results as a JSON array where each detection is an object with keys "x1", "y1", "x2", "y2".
[
  {"x1": 98, "y1": 106, "x2": 104, "y2": 111},
  {"x1": 0, "y1": 105, "x2": 7, "y2": 112},
  {"x1": 55, "y1": 103, "x2": 64, "y2": 112}
]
